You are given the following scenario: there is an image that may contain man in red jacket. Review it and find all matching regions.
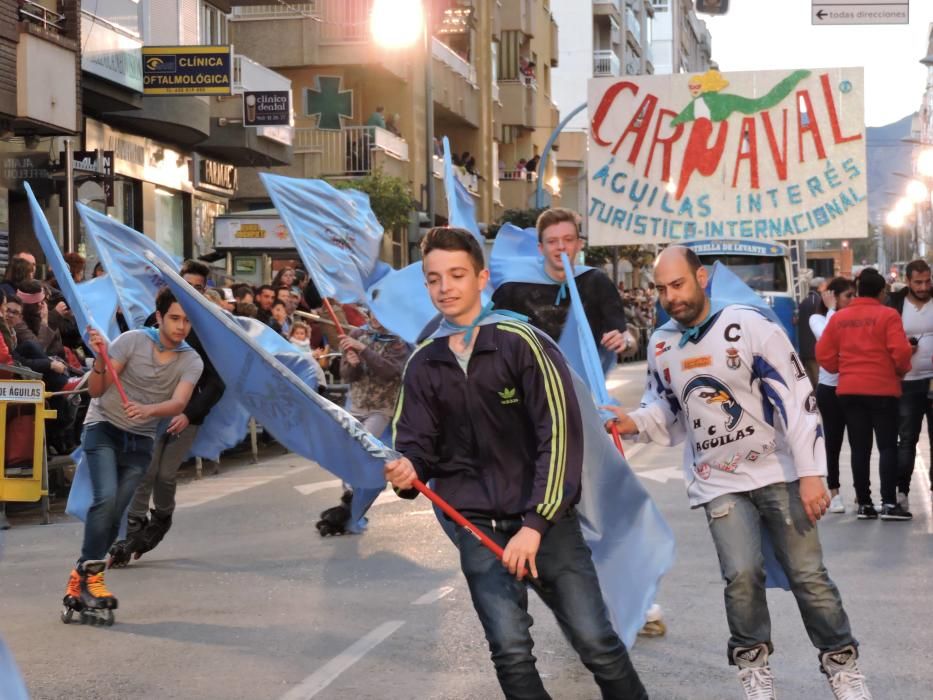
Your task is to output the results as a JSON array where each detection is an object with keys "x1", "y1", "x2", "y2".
[{"x1": 816, "y1": 268, "x2": 913, "y2": 520}]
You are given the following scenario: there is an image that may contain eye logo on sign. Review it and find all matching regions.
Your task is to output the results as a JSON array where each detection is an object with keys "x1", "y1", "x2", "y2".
[{"x1": 145, "y1": 56, "x2": 174, "y2": 72}]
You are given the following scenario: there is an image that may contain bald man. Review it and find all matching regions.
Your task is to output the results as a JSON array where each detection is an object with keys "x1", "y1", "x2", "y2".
[{"x1": 604, "y1": 247, "x2": 871, "y2": 700}]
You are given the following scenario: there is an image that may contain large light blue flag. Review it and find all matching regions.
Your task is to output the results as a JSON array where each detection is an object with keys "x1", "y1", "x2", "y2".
[
  {"x1": 148, "y1": 253, "x2": 393, "y2": 489},
  {"x1": 74, "y1": 274, "x2": 121, "y2": 341},
  {"x1": 25, "y1": 183, "x2": 112, "y2": 344},
  {"x1": 558, "y1": 253, "x2": 616, "y2": 412},
  {"x1": 76, "y1": 202, "x2": 177, "y2": 329},
  {"x1": 442, "y1": 137, "x2": 480, "y2": 240},
  {"x1": 0, "y1": 535, "x2": 29, "y2": 699},
  {"x1": 261, "y1": 173, "x2": 385, "y2": 304},
  {"x1": 366, "y1": 262, "x2": 438, "y2": 344}
]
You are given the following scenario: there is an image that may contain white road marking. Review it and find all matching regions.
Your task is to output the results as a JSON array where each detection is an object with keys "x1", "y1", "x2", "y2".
[
  {"x1": 915, "y1": 455, "x2": 933, "y2": 535},
  {"x1": 177, "y1": 465, "x2": 313, "y2": 509},
  {"x1": 411, "y1": 586, "x2": 455, "y2": 605},
  {"x1": 406, "y1": 509, "x2": 435, "y2": 516},
  {"x1": 278, "y1": 620, "x2": 405, "y2": 700},
  {"x1": 293, "y1": 480, "x2": 342, "y2": 496},
  {"x1": 638, "y1": 466, "x2": 684, "y2": 484}
]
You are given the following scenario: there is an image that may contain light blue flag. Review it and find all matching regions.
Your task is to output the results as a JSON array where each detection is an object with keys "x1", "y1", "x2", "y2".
[
  {"x1": 75, "y1": 204, "x2": 255, "y2": 464},
  {"x1": 148, "y1": 254, "x2": 393, "y2": 489},
  {"x1": 0, "y1": 535, "x2": 29, "y2": 699},
  {"x1": 366, "y1": 262, "x2": 439, "y2": 344},
  {"x1": 76, "y1": 203, "x2": 178, "y2": 329},
  {"x1": 441, "y1": 137, "x2": 481, "y2": 240},
  {"x1": 558, "y1": 254, "x2": 616, "y2": 413},
  {"x1": 74, "y1": 274, "x2": 121, "y2": 341},
  {"x1": 24, "y1": 183, "x2": 111, "y2": 344},
  {"x1": 489, "y1": 222, "x2": 595, "y2": 289},
  {"x1": 261, "y1": 173, "x2": 385, "y2": 304}
]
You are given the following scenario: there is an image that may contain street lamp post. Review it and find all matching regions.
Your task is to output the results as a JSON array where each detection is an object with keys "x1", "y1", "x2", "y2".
[{"x1": 371, "y1": 0, "x2": 434, "y2": 227}]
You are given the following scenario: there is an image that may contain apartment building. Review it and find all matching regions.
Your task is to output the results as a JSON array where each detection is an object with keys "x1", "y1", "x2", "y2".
[
  {"x1": 550, "y1": 0, "x2": 656, "y2": 217},
  {"x1": 228, "y1": 0, "x2": 562, "y2": 264},
  {"x1": 0, "y1": 0, "x2": 79, "y2": 270},
  {"x1": 650, "y1": 0, "x2": 713, "y2": 75}
]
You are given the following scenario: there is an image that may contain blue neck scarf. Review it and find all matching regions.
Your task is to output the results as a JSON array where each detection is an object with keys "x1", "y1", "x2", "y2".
[
  {"x1": 142, "y1": 327, "x2": 192, "y2": 353},
  {"x1": 675, "y1": 300, "x2": 726, "y2": 348},
  {"x1": 433, "y1": 302, "x2": 528, "y2": 343}
]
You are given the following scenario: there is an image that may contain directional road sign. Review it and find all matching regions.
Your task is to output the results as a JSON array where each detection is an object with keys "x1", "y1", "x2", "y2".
[{"x1": 812, "y1": 1, "x2": 908, "y2": 25}]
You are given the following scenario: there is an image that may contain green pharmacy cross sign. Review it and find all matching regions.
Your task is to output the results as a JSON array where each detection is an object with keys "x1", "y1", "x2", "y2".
[{"x1": 306, "y1": 76, "x2": 353, "y2": 131}]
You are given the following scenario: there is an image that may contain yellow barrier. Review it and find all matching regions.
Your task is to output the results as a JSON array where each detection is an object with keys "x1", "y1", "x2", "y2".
[{"x1": 0, "y1": 378, "x2": 56, "y2": 516}]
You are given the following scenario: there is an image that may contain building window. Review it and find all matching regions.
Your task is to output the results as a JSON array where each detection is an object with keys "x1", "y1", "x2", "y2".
[
  {"x1": 200, "y1": 2, "x2": 228, "y2": 45},
  {"x1": 652, "y1": 0, "x2": 670, "y2": 11},
  {"x1": 88, "y1": 0, "x2": 144, "y2": 37}
]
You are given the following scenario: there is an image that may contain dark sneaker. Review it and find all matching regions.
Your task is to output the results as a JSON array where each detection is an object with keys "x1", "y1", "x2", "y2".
[
  {"x1": 879, "y1": 504, "x2": 912, "y2": 521},
  {"x1": 856, "y1": 504, "x2": 878, "y2": 520}
]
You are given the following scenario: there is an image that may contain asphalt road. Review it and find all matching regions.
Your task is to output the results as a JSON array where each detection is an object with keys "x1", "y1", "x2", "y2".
[{"x1": 2, "y1": 360, "x2": 931, "y2": 699}]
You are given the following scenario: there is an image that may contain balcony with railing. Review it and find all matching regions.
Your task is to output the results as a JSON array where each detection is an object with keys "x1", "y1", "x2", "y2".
[
  {"x1": 15, "y1": 0, "x2": 78, "y2": 134},
  {"x1": 499, "y1": 80, "x2": 535, "y2": 127},
  {"x1": 293, "y1": 125, "x2": 409, "y2": 177},
  {"x1": 501, "y1": 0, "x2": 533, "y2": 36},
  {"x1": 593, "y1": 50, "x2": 621, "y2": 77},
  {"x1": 231, "y1": 3, "x2": 317, "y2": 20},
  {"x1": 432, "y1": 38, "x2": 477, "y2": 86},
  {"x1": 593, "y1": 0, "x2": 622, "y2": 18},
  {"x1": 625, "y1": 6, "x2": 642, "y2": 50},
  {"x1": 499, "y1": 170, "x2": 537, "y2": 210}
]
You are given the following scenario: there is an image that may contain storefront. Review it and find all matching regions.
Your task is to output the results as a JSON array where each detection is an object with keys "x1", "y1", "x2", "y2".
[
  {"x1": 212, "y1": 210, "x2": 298, "y2": 286},
  {"x1": 191, "y1": 155, "x2": 236, "y2": 260},
  {"x1": 82, "y1": 117, "x2": 196, "y2": 260}
]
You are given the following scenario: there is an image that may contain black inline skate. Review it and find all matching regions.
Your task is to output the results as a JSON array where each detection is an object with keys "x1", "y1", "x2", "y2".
[
  {"x1": 108, "y1": 513, "x2": 148, "y2": 568},
  {"x1": 316, "y1": 489, "x2": 354, "y2": 536},
  {"x1": 61, "y1": 560, "x2": 117, "y2": 626},
  {"x1": 132, "y1": 510, "x2": 173, "y2": 561}
]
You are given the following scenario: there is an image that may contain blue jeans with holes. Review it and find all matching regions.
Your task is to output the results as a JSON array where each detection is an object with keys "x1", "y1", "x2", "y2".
[
  {"x1": 455, "y1": 510, "x2": 648, "y2": 700},
  {"x1": 80, "y1": 422, "x2": 154, "y2": 564},
  {"x1": 703, "y1": 481, "x2": 856, "y2": 663}
]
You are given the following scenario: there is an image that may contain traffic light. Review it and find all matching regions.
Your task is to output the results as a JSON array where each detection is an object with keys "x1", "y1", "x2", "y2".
[{"x1": 695, "y1": 0, "x2": 729, "y2": 15}]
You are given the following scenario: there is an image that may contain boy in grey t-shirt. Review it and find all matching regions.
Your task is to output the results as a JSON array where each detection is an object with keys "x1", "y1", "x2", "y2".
[{"x1": 62, "y1": 288, "x2": 202, "y2": 624}]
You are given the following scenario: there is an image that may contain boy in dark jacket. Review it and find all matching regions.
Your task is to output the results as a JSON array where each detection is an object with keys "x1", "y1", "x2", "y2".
[{"x1": 385, "y1": 228, "x2": 647, "y2": 700}]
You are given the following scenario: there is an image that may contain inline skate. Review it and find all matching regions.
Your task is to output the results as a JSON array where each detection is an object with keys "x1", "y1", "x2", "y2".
[{"x1": 61, "y1": 560, "x2": 117, "y2": 626}]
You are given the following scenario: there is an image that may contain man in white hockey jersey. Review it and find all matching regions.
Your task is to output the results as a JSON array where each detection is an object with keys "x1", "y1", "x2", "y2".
[{"x1": 606, "y1": 246, "x2": 871, "y2": 700}]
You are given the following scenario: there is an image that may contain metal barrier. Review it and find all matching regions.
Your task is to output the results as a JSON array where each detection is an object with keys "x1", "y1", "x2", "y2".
[{"x1": 0, "y1": 371, "x2": 57, "y2": 527}]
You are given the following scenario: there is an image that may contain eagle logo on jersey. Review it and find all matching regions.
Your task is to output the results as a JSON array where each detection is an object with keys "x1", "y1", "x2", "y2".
[{"x1": 682, "y1": 375, "x2": 744, "y2": 433}]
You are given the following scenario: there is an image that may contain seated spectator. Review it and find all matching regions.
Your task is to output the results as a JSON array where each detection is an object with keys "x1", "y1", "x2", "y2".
[
  {"x1": 219, "y1": 288, "x2": 236, "y2": 312},
  {"x1": 92, "y1": 261, "x2": 105, "y2": 278},
  {"x1": 387, "y1": 113, "x2": 402, "y2": 137},
  {"x1": 232, "y1": 284, "x2": 254, "y2": 306},
  {"x1": 272, "y1": 267, "x2": 296, "y2": 290},
  {"x1": 13, "y1": 280, "x2": 64, "y2": 357},
  {"x1": 289, "y1": 321, "x2": 328, "y2": 388},
  {"x1": 365, "y1": 105, "x2": 387, "y2": 129},
  {"x1": 270, "y1": 300, "x2": 289, "y2": 336},
  {"x1": 1, "y1": 257, "x2": 34, "y2": 299},
  {"x1": 234, "y1": 302, "x2": 258, "y2": 318}
]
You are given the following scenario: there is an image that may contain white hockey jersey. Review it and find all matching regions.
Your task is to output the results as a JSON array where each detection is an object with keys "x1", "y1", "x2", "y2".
[{"x1": 630, "y1": 304, "x2": 826, "y2": 507}]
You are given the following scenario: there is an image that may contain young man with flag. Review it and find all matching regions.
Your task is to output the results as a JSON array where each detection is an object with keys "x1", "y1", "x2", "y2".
[
  {"x1": 604, "y1": 246, "x2": 870, "y2": 700},
  {"x1": 62, "y1": 288, "x2": 203, "y2": 624},
  {"x1": 110, "y1": 260, "x2": 226, "y2": 566},
  {"x1": 492, "y1": 207, "x2": 635, "y2": 355},
  {"x1": 385, "y1": 227, "x2": 648, "y2": 700}
]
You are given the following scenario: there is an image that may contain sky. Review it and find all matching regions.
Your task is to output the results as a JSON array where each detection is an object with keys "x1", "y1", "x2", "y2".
[{"x1": 704, "y1": 0, "x2": 930, "y2": 127}]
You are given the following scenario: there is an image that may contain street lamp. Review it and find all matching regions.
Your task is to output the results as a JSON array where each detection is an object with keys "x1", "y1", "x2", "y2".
[
  {"x1": 906, "y1": 179, "x2": 929, "y2": 204},
  {"x1": 918, "y1": 148, "x2": 933, "y2": 179},
  {"x1": 371, "y1": 0, "x2": 435, "y2": 229}
]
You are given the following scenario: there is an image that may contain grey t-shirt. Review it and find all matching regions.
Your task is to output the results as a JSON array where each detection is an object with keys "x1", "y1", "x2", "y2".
[{"x1": 84, "y1": 330, "x2": 204, "y2": 438}]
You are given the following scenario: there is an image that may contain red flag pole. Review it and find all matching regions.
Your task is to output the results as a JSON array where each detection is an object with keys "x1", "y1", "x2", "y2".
[
  {"x1": 321, "y1": 298, "x2": 346, "y2": 336},
  {"x1": 97, "y1": 342, "x2": 129, "y2": 406},
  {"x1": 411, "y1": 478, "x2": 506, "y2": 560},
  {"x1": 610, "y1": 424, "x2": 626, "y2": 457}
]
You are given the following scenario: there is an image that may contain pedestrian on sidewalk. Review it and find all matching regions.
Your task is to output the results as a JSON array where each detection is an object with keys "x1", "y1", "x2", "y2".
[
  {"x1": 63, "y1": 288, "x2": 202, "y2": 622},
  {"x1": 809, "y1": 276, "x2": 856, "y2": 514},
  {"x1": 886, "y1": 258, "x2": 933, "y2": 510},
  {"x1": 111, "y1": 261, "x2": 226, "y2": 567},
  {"x1": 798, "y1": 275, "x2": 827, "y2": 389},
  {"x1": 605, "y1": 246, "x2": 871, "y2": 700},
  {"x1": 385, "y1": 227, "x2": 648, "y2": 700},
  {"x1": 816, "y1": 268, "x2": 913, "y2": 521}
]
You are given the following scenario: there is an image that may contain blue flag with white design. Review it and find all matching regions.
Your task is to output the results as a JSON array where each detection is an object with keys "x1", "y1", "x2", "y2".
[
  {"x1": 76, "y1": 202, "x2": 178, "y2": 329},
  {"x1": 442, "y1": 137, "x2": 481, "y2": 240},
  {"x1": 261, "y1": 173, "x2": 388, "y2": 303},
  {"x1": 148, "y1": 253, "x2": 393, "y2": 489}
]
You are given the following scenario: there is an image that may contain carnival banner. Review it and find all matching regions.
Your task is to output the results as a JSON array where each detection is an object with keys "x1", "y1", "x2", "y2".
[{"x1": 587, "y1": 67, "x2": 867, "y2": 245}]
